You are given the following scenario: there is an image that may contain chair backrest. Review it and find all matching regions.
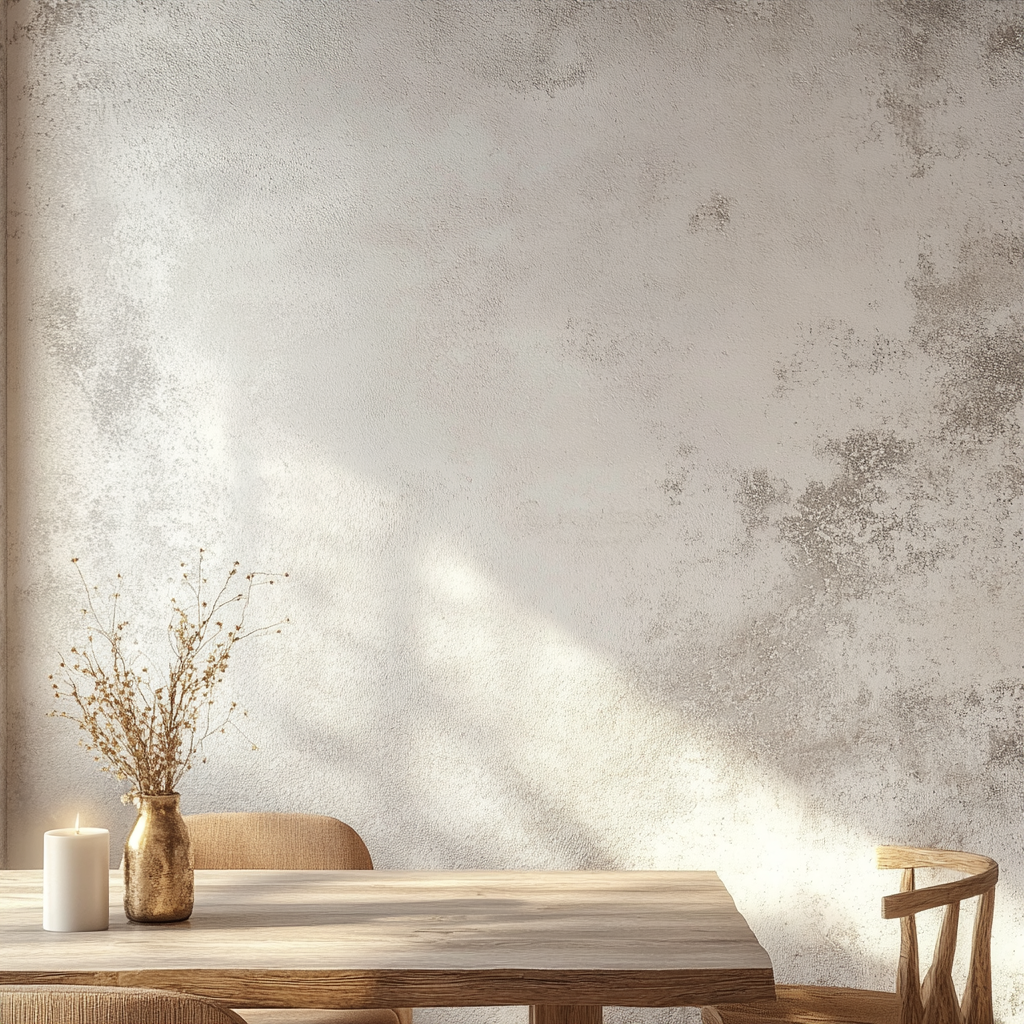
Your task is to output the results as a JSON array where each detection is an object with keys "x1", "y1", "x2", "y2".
[
  {"x1": 876, "y1": 846, "x2": 998, "y2": 1024},
  {"x1": 0, "y1": 985, "x2": 247, "y2": 1024},
  {"x1": 184, "y1": 812, "x2": 373, "y2": 870}
]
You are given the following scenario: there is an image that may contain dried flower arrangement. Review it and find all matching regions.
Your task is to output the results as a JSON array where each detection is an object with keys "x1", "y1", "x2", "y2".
[{"x1": 49, "y1": 551, "x2": 288, "y2": 802}]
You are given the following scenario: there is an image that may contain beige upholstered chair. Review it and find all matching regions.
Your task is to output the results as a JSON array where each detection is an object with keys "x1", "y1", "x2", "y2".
[
  {"x1": 702, "y1": 846, "x2": 998, "y2": 1024},
  {"x1": 185, "y1": 812, "x2": 373, "y2": 871},
  {"x1": 0, "y1": 984, "x2": 246, "y2": 1023},
  {"x1": 184, "y1": 812, "x2": 410, "y2": 1024}
]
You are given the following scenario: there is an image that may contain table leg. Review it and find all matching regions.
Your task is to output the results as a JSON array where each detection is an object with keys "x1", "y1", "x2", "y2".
[{"x1": 530, "y1": 1006, "x2": 602, "y2": 1024}]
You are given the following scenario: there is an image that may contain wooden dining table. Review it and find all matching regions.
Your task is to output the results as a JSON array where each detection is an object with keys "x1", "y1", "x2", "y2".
[{"x1": 0, "y1": 868, "x2": 775, "y2": 1023}]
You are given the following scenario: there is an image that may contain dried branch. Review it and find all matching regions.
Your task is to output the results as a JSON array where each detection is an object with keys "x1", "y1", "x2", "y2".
[{"x1": 49, "y1": 552, "x2": 288, "y2": 801}]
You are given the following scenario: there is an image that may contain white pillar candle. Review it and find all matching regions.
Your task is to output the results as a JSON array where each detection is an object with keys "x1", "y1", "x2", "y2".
[{"x1": 43, "y1": 821, "x2": 110, "y2": 932}]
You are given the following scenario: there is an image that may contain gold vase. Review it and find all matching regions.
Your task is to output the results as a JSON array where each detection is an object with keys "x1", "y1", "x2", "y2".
[{"x1": 123, "y1": 793, "x2": 194, "y2": 923}]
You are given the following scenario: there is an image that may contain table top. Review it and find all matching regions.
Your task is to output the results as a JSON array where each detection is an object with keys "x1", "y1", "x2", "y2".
[{"x1": 0, "y1": 869, "x2": 775, "y2": 1008}]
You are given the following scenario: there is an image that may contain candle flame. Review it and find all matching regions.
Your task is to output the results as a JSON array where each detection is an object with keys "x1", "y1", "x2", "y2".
[{"x1": 75, "y1": 813, "x2": 80, "y2": 834}]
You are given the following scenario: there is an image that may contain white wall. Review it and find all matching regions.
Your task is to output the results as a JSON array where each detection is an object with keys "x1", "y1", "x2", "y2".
[{"x1": 5, "y1": 1, "x2": 1023, "y2": 1021}]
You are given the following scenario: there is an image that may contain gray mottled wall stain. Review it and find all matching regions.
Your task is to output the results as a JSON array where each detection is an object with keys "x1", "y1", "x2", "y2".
[
  {"x1": 779, "y1": 431, "x2": 914, "y2": 594},
  {"x1": 5, "y1": 1, "x2": 1023, "y2": 1021},
  {"x1": 43, "y1": 286, "x2": 163, "y2": 440},
  {"x1": 689, "y1": 193, "x2": 732, "y2": 234},
  {"x1": 913, "y1": 237, "x2": 1024, "y2": 445}
]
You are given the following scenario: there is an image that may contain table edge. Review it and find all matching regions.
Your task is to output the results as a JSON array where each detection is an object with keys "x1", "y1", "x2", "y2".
[{"x1": 0, "y1": 967, "x2": 777, "y2": 1008}]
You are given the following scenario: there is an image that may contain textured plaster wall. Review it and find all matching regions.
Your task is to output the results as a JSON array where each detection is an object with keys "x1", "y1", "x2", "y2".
[{"x1": 4, "y1": 0, "x2": 1023, "y2": 1021}]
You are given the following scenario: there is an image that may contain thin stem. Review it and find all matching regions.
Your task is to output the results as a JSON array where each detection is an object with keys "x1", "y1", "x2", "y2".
[{"x1": 50, "y1": 554, "x2": 288, "y2": 800}]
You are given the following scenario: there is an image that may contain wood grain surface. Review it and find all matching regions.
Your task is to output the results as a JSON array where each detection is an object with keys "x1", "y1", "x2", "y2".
[{"x1": 1, "y1": 870, "x2": 774, "y2": 1009}]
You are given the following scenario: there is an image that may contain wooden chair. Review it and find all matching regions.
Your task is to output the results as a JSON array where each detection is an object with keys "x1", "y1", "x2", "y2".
[
  {"x1": 0, "y1": 984, "x2": 246, "y2": 1023},
  {"x1": 701, "y1": 846, "x2": 998, "y2": 1024},
  {"x1": 184, "y1": 812, "x2": 411, "y2": 1024}
]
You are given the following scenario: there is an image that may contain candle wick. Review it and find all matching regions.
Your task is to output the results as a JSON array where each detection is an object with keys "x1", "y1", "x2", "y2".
[{"x1": 75, "y1": 813, "x2": 80, "y2": 835}]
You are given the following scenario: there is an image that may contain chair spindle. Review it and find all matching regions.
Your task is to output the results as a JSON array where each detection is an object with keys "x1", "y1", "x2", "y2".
[
  {"x1": 897, "y1": 868, "x2": 924, "y2": 1024},
  {"x1": 921, "y1": 900, "x2": 963, "y2": 1024},
  {"x1": 960, "y1": 887, "x2": 996, "y2": 1024}
]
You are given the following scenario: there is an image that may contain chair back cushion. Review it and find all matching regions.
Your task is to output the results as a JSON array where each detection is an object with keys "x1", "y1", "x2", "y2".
[
  {"x1": 0, "y1": 985, "x2": 247, "y2": 1024},
  {"x1": 184, "y1": 812, "x2": 373, "y2": 870}
]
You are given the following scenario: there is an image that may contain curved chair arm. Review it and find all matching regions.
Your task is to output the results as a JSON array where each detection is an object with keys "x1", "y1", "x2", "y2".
[{"x1": 876, "y1": 846, "x2": 998, "y2": 919}]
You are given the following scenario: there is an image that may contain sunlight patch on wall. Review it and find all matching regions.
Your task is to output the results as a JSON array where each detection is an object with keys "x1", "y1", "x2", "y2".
[{"x1": 411, "y1": 541, "x2": 1021, "y2": 1001}]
